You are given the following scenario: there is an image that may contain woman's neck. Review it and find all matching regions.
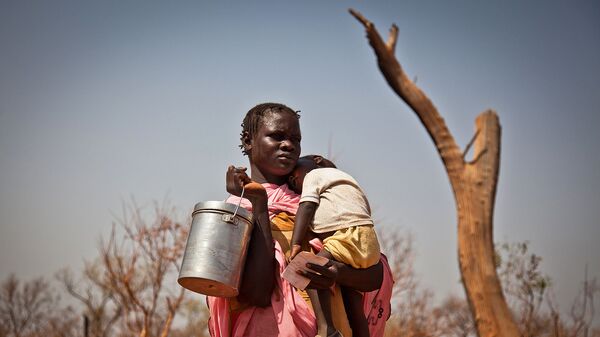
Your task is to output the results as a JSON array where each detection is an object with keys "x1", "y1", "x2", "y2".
[{"x1": 250, "y1": 167, "x2": 288, "y2": 186}]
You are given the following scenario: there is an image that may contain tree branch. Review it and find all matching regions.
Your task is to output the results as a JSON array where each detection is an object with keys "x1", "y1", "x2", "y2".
[
  {"x1": 462, "y1": 130, "x2": 480, "y2": 161},
  {"x1": 349, "y1": 8, "x2": 464, "y2": 177},
  {"x1": 387, "y1": 24, "x2": 398, "y2": 53}
]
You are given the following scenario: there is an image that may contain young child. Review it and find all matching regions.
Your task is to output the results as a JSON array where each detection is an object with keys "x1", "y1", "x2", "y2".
[{"x1": 288, "y1": 155, "x2": 381, "y2": 337}]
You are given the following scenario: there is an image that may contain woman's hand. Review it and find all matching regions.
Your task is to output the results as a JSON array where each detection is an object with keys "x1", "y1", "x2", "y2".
[
  {"x1": 302, "y1": 258, "x2": 384, "y2": 292},
  {"x1": 300, "y1": 260, "x2": 340, "y2": 290},
  {"x1": 226, "y1": 165, "x2": 251, "y2": 197}
]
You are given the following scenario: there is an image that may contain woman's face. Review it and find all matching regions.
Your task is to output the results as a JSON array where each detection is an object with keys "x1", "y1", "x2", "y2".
[{"x1": 248, "y1": 111, "x2": 301, "y2": 184}]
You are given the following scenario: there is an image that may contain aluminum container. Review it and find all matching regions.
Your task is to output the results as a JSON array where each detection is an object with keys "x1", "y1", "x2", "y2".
[{"x1": 178, "y1": 201, "x2": 253, "y2": 297}]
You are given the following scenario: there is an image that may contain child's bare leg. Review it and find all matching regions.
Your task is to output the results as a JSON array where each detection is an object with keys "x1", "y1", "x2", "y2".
[
  {"x1": 307, "y1": 288, "x2": 337, "y2": 337},
  {"x1": 341, "y1": 287, "x2": 369, "y2": 337},
  {"x1": 310, "y1": 249, "x2": 340, "y2": 337},
  {"x1": 317, "y1": 248, "x2": 368, "y2": 337}
]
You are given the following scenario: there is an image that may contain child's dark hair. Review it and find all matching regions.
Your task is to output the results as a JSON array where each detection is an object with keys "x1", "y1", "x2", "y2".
[
  {"x1": 302, "y1": 155, "x2": 337, "y2": 168},
  {"x1": 239, "y1": 103, "x2": 300, "y2": 155}
]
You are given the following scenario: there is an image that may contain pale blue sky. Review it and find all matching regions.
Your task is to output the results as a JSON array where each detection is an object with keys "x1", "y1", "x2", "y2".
[{"x1": 1, "y1": 0, "x2": 599, "y2": 311}]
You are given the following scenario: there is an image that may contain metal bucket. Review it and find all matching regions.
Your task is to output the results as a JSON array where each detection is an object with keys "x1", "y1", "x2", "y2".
[{"x1": 178, "y1": 201, "x2": 253, "y2": 297}]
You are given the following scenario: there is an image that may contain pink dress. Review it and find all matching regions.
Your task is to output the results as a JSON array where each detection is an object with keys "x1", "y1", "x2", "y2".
[{"x1": 207, "y1": 183, "x2": 393, "y2": 337}]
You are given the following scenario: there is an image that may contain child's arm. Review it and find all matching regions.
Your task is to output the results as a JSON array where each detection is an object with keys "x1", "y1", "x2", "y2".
[{"x1": 289, "y1": 201, "x2": 318, "y2": 260}]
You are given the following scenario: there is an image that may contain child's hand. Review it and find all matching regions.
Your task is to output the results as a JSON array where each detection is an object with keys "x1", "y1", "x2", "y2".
[{"x1": 288, "y1": 244, "x2": 302, "y2": 262}]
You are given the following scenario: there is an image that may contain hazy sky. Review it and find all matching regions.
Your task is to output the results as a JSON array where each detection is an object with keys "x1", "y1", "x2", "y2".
[{"x1": 1, "y1": 0, "x2": 599, "y2": 311}]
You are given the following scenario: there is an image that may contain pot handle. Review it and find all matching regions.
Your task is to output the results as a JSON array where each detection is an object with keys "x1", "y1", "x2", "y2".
[{"x1": 223, "y1": 185, "x2": 245, "y2": 225}]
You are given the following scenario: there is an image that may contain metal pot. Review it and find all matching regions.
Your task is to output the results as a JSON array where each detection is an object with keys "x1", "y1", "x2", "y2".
[{"x1": 178, "y1": 201, "x2": 253, "y2": 297}]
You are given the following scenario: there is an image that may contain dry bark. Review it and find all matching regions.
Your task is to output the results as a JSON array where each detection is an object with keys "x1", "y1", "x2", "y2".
[{"x1": 349, "y1": 9, "x2": 520, "y2": 337}]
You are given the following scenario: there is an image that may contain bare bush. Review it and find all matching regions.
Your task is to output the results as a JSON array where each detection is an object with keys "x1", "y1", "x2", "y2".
[
  {"x1": 497, "y1": 241, "x2": 551, "y2": 336},
  {"x1": 98, "y1": 201, "x2": 189, "y2": 337},
  {"x1": 547, "y1": 266, "x2": 599, "y2": 337},
  {"x1": 55, "y1": 200, "x2": 205, "y2": 337},
  {"x1": 380, "y1": 233, "x2": 598, "y2": 337},
  {"x1": 0, "y1": 274, "x2": 77, "y2": 337},
  {"x1": 379, "y1": 228, "x2": 439, "y2": 337},
  {"x1": 433, "y1": 296, "x2": 475, "y2": 337},
  {"x1": 169, "y1": 298, "x2": 210, "y2": 337},
  {"x1": 56, "y1": 264, "x2": 121, "y2": 337},
  {"x1": 495, "y1": 241, "x2": 599, "y2": 337}
]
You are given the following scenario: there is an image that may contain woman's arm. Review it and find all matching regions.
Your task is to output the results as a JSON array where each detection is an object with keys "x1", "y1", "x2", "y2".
[
  {"x1": 226, "y1": 167, "x2": 275, "y2": 307},
  {"x1": 301, "y1": 258, "x2": 384, "y2": 292},
  {"x1": 237, "y1": 195, "x2": 275, "y2": 307}
]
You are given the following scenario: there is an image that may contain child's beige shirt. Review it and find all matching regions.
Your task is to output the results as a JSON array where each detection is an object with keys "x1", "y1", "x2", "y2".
[{"x1": 299, "y1": 168, "x2": 373, "y2": 233}]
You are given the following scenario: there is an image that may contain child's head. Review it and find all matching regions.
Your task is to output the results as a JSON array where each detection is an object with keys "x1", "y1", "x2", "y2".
[{"x1": 287, "y1": 155, "x2": 336, "y2": 194}]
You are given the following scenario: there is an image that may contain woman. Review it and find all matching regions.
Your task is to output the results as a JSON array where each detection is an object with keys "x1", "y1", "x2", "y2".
[{"x1": 207, "y1": 103, "x2": 392, "y2": 337}]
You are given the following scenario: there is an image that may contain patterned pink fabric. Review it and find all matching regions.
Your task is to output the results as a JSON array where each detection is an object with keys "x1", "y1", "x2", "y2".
[
  {"x1": 364, "y1": 255, "x2": 394, "y2": 337},
  {"x1": 208, "y1": 182, "x2": 393, "y2": 337},
  {"x1": 308, "y1": 239, "x2": 394, "y2": 337},
  {"x1": 225, "y1": 183, "x2": 300, "y2": 219},
  {"x1": 207, "y1": 240, "x2": 317, "y2": 337},
  {"x1": 209, "y1": 183, "x2": 314, "y2": 337}
]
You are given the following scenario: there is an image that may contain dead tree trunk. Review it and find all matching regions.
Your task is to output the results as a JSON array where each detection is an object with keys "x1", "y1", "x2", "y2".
[{"x1": 349, "y1": 9, "x2": 520, "y2": 337}]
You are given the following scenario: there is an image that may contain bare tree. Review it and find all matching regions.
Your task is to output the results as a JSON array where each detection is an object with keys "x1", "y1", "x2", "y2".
[
  {"x1": 169, "y1": 298, "x2": 210, "y2": 337},
  {"x1": 378, "y1": 228, "x2": 438, "y2": 337},
  {"x1": 377, "y1": 230, "x2": 598, "y2": 337},
  {"x1": 52, "y1": 200, "x2": 206, "y2": 337},
  {"x1": 43, "y1": 305, "x2": 80, "y2": 337},
  {"x1": 350, "y1": 9, "x2": 520, "y2": 337},
  {"x1": 547, "y1": 266, "x2": 599, "y2": 337},
  {"x1": 98, "y1": 201, "x2": 188, "y2": 337},
  {"x1": 0, "y1": 274, "x2": 53, "y2": 337},
  {"x1": 56, "y1": 264, "x2": 121, "y2": 337},
  {"x1": 495, "y1": 241, "x2": 600, "y2": 337},
  {"x1": 0, "y1": 274, "x2": 77, "y2": 337},
  {"x1": 496, "y1": 241, "x2": 550, "y2": 336},
  {"x1": 380, "y1": 228, "x2": 476, "y2": 337},
  {"x1": 434, "y1": 296, "x2": 476, "y2": 337}
]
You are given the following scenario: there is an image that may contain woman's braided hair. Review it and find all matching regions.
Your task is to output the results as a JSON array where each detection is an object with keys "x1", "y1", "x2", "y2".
[{"x1": 239, "y1": 103, "x2": 300, "y2": 156}]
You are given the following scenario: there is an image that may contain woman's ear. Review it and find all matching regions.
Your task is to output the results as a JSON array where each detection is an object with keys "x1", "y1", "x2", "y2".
[
  {"x1": 241, "y1": 131, "x2": 252, "y2": 154},
  {"x1": 313, "y1": 155, "x2": 324, "y2": 166}
]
